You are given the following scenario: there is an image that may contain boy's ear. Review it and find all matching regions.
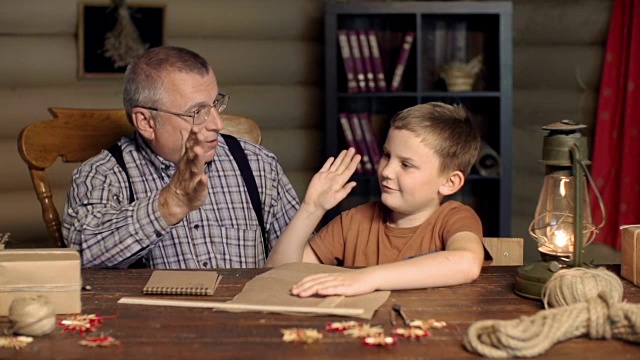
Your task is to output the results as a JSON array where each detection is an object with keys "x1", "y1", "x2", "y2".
[
  {"x1": 439, "y1": 170, "x2": 465, "y2": 196},
  {"x1": 131, "y1": 107, "x2": 156, "y2": 141}
]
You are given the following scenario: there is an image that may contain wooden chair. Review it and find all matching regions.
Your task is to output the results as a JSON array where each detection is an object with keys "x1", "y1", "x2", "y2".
[
  {"x1": 17, "y1": 108, "x2": 261, "y2": 248},
  {"x1": 482, "y1": 237, "x2": 524, "y2": 266}
]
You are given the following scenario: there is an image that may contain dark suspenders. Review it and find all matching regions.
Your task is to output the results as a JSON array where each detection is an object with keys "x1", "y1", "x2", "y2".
[
  {"x1": 220, "y1": 134, "x2": 269, "y2": 257},
  {"x1": 107, "y1": 134, "x2": 270, "y2": 263},
  {"x1": 107, "y1": 143, "x2": 135, "y2": 203}
]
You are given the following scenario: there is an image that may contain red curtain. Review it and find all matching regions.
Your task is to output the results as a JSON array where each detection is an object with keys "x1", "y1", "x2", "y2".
[{"x1": 590, "y1": 0, "x2": 640, "y2": 249}]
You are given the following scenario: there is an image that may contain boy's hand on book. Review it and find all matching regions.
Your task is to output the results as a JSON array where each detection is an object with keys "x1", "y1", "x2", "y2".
[
  {"x1": 302, "y1": 148, "x2": 361, "y2": 212},
  {"x1": 290, "y1": 268, "x2": 376, "y2": 297}
]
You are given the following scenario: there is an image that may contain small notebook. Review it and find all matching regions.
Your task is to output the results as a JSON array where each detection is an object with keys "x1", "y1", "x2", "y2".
[{"x1": 142, "y1": 270, "x2": 221, "y2": 296}]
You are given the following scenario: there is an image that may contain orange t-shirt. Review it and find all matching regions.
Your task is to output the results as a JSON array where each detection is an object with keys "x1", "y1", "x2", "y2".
[{"x1": 309, "y1": 200, "x2": 484, "y2": 267}]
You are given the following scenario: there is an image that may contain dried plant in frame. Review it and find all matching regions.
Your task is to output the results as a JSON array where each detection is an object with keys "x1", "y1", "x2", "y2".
[{"x1": 77, "y1": 2, "x2": 165, "y2": 79}]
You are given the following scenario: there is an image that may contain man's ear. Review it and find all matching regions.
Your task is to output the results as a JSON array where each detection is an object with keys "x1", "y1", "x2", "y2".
[
  {"x1": 439, "y1": 170, "x2": 465, "y2": 196},
  {"x1": 131, "y1": 107, "x2": 156, "y2": 140}
]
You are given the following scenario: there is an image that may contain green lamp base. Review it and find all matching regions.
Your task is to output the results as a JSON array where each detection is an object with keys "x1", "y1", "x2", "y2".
[{"x1": 514, "y1": 261, "x2": 559, "y2": 300}]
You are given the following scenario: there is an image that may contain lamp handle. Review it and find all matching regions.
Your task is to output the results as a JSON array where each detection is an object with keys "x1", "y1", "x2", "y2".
[{"x1": 578, "y1": 159, "x2": 606, "y2": 245}]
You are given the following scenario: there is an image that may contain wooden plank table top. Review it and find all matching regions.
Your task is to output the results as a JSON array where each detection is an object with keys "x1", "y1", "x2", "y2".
[{"x1": 1, "y1": 266, "x2": 639, "y2": 359}]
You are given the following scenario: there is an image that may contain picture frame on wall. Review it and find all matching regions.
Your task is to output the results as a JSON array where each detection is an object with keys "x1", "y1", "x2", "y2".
[{"x1": 77, "y1": 2, "x2": 165, "y2": 79}]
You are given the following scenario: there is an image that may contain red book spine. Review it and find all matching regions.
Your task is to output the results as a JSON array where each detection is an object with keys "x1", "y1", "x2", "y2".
[
  {"x1": 390, "y1": 31, "x2": 415, "y2": 92},
  {"x1": 358, "y1": 113, "x2": 381, "y2": 172},
  {"x1": 347, "y1": 30, "x2": 367, "y2": 93},
  {"x1": 367, "y1": 30, "x2": 387, "y2": 92},
  {"x1": 357, "y1": 30, "x2": 376, "y2": 92},
  {"x1": 337, "y1": 30, "x2": 358, "y2": 93},
  {"x1": 339, "y1": 113, "x2": 363, "y2": 174},
  {"x1": 348, "y1": 113, "x2": 374, "y2": 174}
]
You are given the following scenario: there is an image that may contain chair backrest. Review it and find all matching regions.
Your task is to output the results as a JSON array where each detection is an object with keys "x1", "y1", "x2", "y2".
[
  {"x1": 17, "y1": 107, "x2": 261, "y2": 248},
  {"x1": 483, "y1": 237, "x2": 524, "y2": 266}
]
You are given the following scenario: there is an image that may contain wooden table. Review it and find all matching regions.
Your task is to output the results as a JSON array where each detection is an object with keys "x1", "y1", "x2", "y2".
[{"x1": 1, "y1": 266, "x2": 639, "y2": 359}]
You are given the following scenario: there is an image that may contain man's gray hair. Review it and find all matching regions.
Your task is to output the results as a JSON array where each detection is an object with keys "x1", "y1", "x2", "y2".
[{"x1": 122, "y1": 46, "x2": 211, "y2": 122}]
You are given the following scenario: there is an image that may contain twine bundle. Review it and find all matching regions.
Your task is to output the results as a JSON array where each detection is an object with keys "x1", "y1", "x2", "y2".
[
  {"x1": 542, "y1": 267, "x2": 624, "y2": 309},
  {"x1": 6, "y1": 295, "x2": 57, "y2": 336},
  {"x1": 464, "y1": 268, "x2": 640, "y2": 358}
]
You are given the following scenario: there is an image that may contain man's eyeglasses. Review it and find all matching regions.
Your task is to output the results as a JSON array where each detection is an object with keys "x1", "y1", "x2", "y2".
[{"x1": 137, "y1": 93, "x2": 229, "y2": 125}]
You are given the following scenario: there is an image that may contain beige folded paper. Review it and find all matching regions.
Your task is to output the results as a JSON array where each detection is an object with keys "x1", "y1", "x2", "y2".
[
  {"x1": 119, "y1": 262, "x2": 390, "y2": 319},
  {"x1": 0, "y1": 248, "x2": 82, "y2": 315},
  {"x1": 226, "y1": 262, "x2": 389, "y2": 319}
]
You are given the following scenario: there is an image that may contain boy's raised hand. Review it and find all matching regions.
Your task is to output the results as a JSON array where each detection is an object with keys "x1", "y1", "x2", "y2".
[
  {"x1": 265, "y1": 148, "x2": 361, "y2": 267},
  {"x1": 302, "y1": 148, "x2": 361, "y2": 212}
]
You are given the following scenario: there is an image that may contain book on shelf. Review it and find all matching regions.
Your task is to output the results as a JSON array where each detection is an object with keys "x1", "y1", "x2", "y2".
[
  {"x1": 337, "y1": 30, "x2": 358, "y2": 93},
  {"x1": 376, "y1": 30, "x2": 405, "y2": 86},
  {"x1": 452, "y1": 21, "x2": 467, "y2": 63},
  {"x1": 348, "y1": 113, "x2": 374, "y2": 174},
  {"x1": 347, "y1": 30, "x2": 367, "y2": 92},
  {"x1": 434, "y1": 20, "x2": 448, "y2": 84},
  {"x1": 357, "y1": 30, "x2": 377, "y2": 92},
  {"x1": 423, "y1": 24, "x2": 437, "y2": 90},
  {"x1": 390, "y1": 31, "x2": 415, "y2": 92},
  {"x1": 466, "y1": 28, "x2": 486, "y2": 90},
  {"x1": 366, "y1": 30, "x2": 387, "y2": 92},
  {"x1": 357, "y1": 112, "x2": 381, "y2": 172},
  {"x1": 142, "y1": 270, "x2": 221, "y2": 296},
  {"x1": 339, "y1": 112, "x2": 364, "y2": 174}
]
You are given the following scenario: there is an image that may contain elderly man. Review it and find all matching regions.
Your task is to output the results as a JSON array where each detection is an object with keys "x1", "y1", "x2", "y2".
[{"x1": 64, "y1": 46, "x2": 300, "y2": 269}]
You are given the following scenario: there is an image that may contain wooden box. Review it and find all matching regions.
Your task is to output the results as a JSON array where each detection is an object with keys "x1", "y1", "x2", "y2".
[
  {"x1": 0, "y1": 248, "x2": 82, "y2": 315},
  {"x1": 621, "y1": 225, "x2": 640, "y2": 286}
]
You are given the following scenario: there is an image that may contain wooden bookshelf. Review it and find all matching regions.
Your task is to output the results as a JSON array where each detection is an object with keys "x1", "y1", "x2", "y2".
[{"x1": 324, "y1": 1, "x2": 513, "y2": 237}]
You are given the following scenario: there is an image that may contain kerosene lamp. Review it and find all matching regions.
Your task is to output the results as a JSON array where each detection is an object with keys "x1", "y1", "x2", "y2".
[{"x1": 514, "y1": 120, "x2": 605, "y2": 299}]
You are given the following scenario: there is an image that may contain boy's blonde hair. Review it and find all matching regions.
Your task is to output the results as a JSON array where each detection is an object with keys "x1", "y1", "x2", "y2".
[{"x1": 390, "y1": 102, "x2": 481, "y2": 175}]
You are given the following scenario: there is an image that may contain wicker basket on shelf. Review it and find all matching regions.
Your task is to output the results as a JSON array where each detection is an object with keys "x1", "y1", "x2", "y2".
[{"x1": 440, "y1": 55, "x2": 483, "y2": 92}]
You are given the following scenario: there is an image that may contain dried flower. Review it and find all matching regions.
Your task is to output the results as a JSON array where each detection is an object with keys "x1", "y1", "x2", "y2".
[
  {"x1": 409, "y1": 319, "x2": 447, "y2": 330},
  {"x1": 79, "y1": 334, "x2": 121, "y2": 348},
  {"x1": 344, "y1": 324, "x2": 384, "y2": 338},
  {"x1": 362, "y1": 334, "x2": 397, "y2": 347},
  {"x1": 0, "y1": 336, "x2": 33, "y2": 350},
  {"x1": 392, "y1": 327, "x2": 431, "y2": 339},
  {"x1": 325, "y1": 321, "x2": 360, "y2": 332},
  {"x1": 58, "y1": 314, "x2": 106, "y2": 334},
  {"x1": 0, "y1": 233, "x2": 10, "y2": 249},
  {"x1": 103, "y1": 4, "x2": 148, "y2": 68},
  {"x1": 281, "y1": 328, "x2": 323, "y2": 344}
]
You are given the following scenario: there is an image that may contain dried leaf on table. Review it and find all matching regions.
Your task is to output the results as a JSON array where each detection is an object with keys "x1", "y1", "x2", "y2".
[
  {"x1": 79, "y1": 335, "x2": 121, "y2": 348},
  {"x1": 281, "y1": 328, "x2": 323, "y2": 344}
]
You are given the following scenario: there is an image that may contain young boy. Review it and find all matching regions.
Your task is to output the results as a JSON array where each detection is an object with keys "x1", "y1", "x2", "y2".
[{"x1": 267, "y1": 102, "x2": 485, "y2": 297}]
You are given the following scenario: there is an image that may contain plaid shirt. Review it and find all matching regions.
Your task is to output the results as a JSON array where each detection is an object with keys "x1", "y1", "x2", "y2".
[{"x1": 63, "y1": 134, "x2": 300, "y2": 269}]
